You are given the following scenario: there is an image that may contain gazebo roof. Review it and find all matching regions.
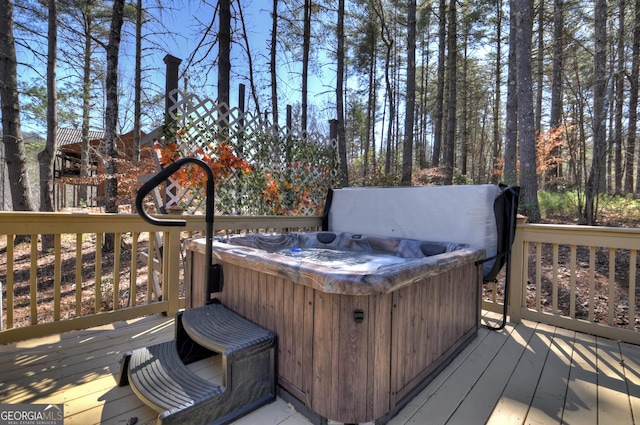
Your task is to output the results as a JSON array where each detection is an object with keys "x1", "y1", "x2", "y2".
[{"x1": 56, "y1": 127, "x2": 105, "y2": 147}]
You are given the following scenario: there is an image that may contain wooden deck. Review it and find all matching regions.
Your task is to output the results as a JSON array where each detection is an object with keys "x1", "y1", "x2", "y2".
[{"x1": 1, "y1": 311, "x2": 639, "y2": 425}]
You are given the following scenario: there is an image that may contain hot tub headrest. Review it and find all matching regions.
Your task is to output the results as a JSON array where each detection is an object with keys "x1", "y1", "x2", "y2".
[{"x1": 322, "y1": 184, "x2": 519, "y2": 281}]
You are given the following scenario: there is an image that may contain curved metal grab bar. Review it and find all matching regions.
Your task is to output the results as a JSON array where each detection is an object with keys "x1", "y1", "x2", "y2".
[
  {"x1": 136, "y1": 157, "x2": 220, "y2": 298},
  {"x1": 135, "y1": 157, "x2": 214, "y2": 229}
]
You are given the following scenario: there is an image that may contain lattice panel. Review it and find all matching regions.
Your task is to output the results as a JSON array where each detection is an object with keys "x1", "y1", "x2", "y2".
[{"x1": 156, "y1": 89, "x2": 337, "y2": 216}]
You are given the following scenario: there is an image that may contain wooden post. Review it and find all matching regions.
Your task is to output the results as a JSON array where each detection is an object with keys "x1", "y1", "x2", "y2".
[
  {"x1": 329, "y1": 119, "x2": 338, "y2": 154},
  {"x1": 162, "y1": 54, "x2": 182, "y2": 206},
  {"x1": 329, "y1": 119, "x2": 338, "y2": 135},
  {"x1": 508, "y1": 220, "x2": 527, "y2": 323},
  {"x1": 238, "y1": 84, "x2": 246, "y2": 156},
  {"x1": 164, "y1": 227, "x2": 182, "y2": 315},
  {"x1": 238, "y1": 83, "x2": 245, "y2": 114},
  {"x1": 286, "y1": 105, "x2": 293, "y2": 164},
  {"x1": 163, "y1": 54, "x2": 182, "y2": 124}
]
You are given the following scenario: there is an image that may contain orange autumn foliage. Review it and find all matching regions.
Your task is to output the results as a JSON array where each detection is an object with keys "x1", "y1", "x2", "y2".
[{"x1": 155, "y1": 141, "x2": 251, "y2": 187}]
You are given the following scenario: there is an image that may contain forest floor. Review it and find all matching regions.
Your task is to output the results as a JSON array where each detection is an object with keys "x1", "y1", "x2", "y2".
[
  {"x1": 2, "y1": 210, "x2": 639, "y2": 331},
  {"x1": 0, "y1": 232, "x2": 166, "y2": 328}
]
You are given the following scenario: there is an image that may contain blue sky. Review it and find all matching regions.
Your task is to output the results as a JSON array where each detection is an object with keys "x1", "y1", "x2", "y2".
[
  {"x1": 137, "y1": 1, "x2": 331, "y2": 127},
  {"x1": 15, "y1": 1, "x2": 333, "y2": 135}
]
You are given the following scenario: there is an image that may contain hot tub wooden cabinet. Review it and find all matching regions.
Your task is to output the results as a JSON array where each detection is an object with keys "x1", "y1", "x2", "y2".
[{"x1": 184, "y1": 234, "x2": 484, "y2": 424}]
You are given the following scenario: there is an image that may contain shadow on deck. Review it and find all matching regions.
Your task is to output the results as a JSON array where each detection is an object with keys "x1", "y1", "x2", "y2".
[{"x1": 1, "y1": 311, "x2": 639, "y2": 425}]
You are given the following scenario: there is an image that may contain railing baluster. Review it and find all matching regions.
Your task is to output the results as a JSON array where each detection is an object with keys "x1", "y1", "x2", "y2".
[
  {"x1": 114, "y1": 232, "x2": 122, "y2": 310},
  {"x1": 30, "y1": 234, "x2": 38, "y2": 325},
  {"x1": 588, "y1": 246, "x2": 596, "y2": 322},
  {"x1": 536, "y1": 242, "x2": 542, "y2": 312},
  {"x1": 131, "y1": 232, "x2": 139, "y2": 307},
  {"x1": 7, "y1": 234, "x2": 14, "y2": 329},
  {"x1": 570, "y1": 245, "x2": 577, "y2": 319},
  {"x1": 54, "y1": 234, "x2": 61, "y2": 321},
  {"x1": 609, "y1": 248, "x2": 616, "y2": 326},
  {"x1": 75, "y1": 234, "x2": 82, "y2": 316},
  {"x1": 147, "y1": 233, "x2": 154, "y2": 304},
  {"x1": 164, "y1": 228, "x2": 181, "y2": 316},
  {"x1": 95, "y1": 233, "x2": 103, "y2": 313},
  {"x1": 629, "y1": 250, "x2": 637, "y2": 331},
  {"x1": 511, "y1": 237, "x2": 530, "y2": 320},
  {"x1": 491, "y1": 281, "x2": 497, "y2": 303},
  {"x1": 552, "y1": 243, "x2": 559, "y2": 314}
]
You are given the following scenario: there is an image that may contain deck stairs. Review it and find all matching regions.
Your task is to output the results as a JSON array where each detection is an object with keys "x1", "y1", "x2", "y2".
[{"x1": 119, "y1": 301, "x2": 277, "y2": 425}]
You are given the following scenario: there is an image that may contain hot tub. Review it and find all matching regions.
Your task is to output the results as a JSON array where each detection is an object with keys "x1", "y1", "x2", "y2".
[
  {"x1": 185, "y1": 231, "x2": 485, "y2": 424},
  {"x1": 207, "y1": 231, "x2": 482, "y2": 295}
]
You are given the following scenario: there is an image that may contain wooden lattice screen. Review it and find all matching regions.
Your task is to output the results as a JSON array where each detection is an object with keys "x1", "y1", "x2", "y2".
[{"x1": 150, "y1": 89, "x2": 338, "y2": 216}]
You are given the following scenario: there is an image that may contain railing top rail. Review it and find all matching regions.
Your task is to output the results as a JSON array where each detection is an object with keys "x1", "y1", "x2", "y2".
[
  {"x1": 0, "y1": 212, "x2": 323, "y2": 235},
  {"x1": 518, "y1": 222, "x2": 640, "y2": 250},
  {"x1": 520, "y1": 222, "x2": 640, "y2": 233}
]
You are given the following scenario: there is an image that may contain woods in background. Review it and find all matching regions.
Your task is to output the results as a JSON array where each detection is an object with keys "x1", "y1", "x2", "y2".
[{"x1": 2, "y1": 0, "x2": 638, "y2": 225}]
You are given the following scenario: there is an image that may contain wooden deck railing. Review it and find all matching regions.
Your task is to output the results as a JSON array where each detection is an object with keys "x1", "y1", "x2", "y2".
[
  {"x1": 482, "y1": 222, "x2": 640, "y2": 345},
  {"x1": 2, "y1": 213, "x2": 639, "y2": 345},
  {"x1": 0, "y1": 212, "x2": 321, "y2": 344}
]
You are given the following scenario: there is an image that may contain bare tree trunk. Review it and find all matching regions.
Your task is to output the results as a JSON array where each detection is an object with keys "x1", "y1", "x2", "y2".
[
  {"x1": 133, "y1": 0, "x2": 142, "y2": 162},
  {"x1": 104, "y1": 0, "x2": 124, "y2": 222},
  {"x1": 614, "y1": 0, "x2": 625, "y2": 194},
  {"x1": 218, "y1": 0, "x2": 231, "y2": 108},
  {"x1": 40, "y1": 0, "x2": 57, "y2": 212},
  {"x1": 548, "y1": 0, "x2": 564, "y2": 186},
  {"x1": 432, "y1": 0, "x2": 446, "y2": 167},
  {"x1": 585, "y1": 0, "x2": 608, "y2": 224},
  {"x1": 365, "y1": 20, "x2": 377, "y2": 177},
  {"x1": 237, "y1": 1, "x2": 261, "y2": 117},
  {"x1": 418, "y1": 13, "x2": 430, "y2": 169},
  {"x1": 270, "y1": 0, "x2": 279, "y2": 125},
  {"x1": 80, "y1": 5, "x2": 93, "y2": 204},
  {"x1": 384, "y1": 44, "x2": 394, "y2": 177},
  {"x1": 301, "y1": 0, "x2": 311, "y2": 133},
  {"x1": 371, "y1": 0, "x2": 394, "y2": 176},
  {"x1": 607, "y1": 60, "x2": 614, "y2": 193},
  {"x1": 628, "y1": 0, "x2": 640, "y2": 193},
  {"x1": 0, "y1": 0, "x2": 35, "y2": 217},
  {"x1": 535, "y1": 0, "x2": 544, "y2": 134},
  {"x1": 38, "y1": 0, "x2": 58, "y2": 251},
  {"x1": 515, "y1": 0, "x2": 541, "y2": 222},
  {"x1": 336, "y1": 0, "x2": 348, "y2": 186},
  {"x1": 460, "y1": 10, "x2": 469, "y2": 178},
  {"x1": 504, "y1": 0, "x2": 518, "y2": 186},
  {"x1": 370, "y1": 57, "x2": 377, "y2": 173},
  {"x1": 443, "y1": 0, "x2": 457, "y2": 185},
  {"x1": 491, "y1": 0, "x2": 503, "y2": 184},
  {"x1": 402, "y1": 0, "x2": 417, "y2": 186}
]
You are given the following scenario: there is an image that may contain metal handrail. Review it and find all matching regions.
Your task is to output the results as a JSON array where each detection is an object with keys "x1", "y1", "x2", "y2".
[{"x1": 135, "y1": 157, "x2": 221, "y2": 297}]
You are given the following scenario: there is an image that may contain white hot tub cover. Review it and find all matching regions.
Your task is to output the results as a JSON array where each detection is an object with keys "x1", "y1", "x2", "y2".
[{"x1": 323, "y1": 184, "x2": 519, "y2": 280}]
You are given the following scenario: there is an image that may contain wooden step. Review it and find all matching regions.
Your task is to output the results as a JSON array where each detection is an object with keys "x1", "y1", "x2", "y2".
[
  {"x1": 120, "y1": 302, "x2": 277, "y2": 425},
  {"x1": 127, "y1": 340, "x2": 224, "y2": 413},
  {"x1": 181, "y1": 302, "x2": 276, "y2": 359}
]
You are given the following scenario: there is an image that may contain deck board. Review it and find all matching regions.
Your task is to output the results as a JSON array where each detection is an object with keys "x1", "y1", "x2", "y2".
[
  {"x1": 391, "y1": 320, "x2": 516, "y2": 425},
  {"x1": 525, "y1": 326, "x2": 574, "y2": 425},
  {"x1": 485, "y1": 321, "x2": 551, "y2": 424},
  {"x1": 597, "y1": 336, "x2": 634, "y2": 424},
  {"x1": 448, "y1": 319, "x2": 538, "y2": 424},
  {"x1": 1, "y1": 312, "x2": 640, "y2": 425},
  {"x1": 622, "y1": 341, "x2": 640, "y2": 424},
  {"x1": 563, "y1": 331, "x2": 598, "y2": 425},
  {"x1": 387, "y1": 323, "x2": 493, "y2": 424}
]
